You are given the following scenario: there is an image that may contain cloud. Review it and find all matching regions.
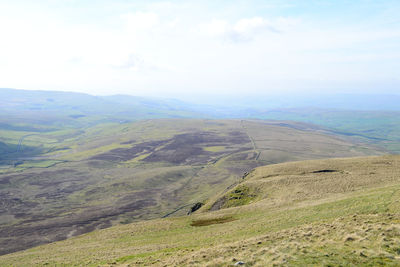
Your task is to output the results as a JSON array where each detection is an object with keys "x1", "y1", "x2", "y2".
[
  {"x1": 111, "y1": 54, "x2": 143, "y2": 70},
  {"x1": 0, "y1": 0, "x2": 399, "y2": 97},
  {"x1": 234, "y1": 17, "x2": 279, "y2": 34},
  {"x1": 198, "y1": 19, "x2": 229, "y2": 36},
  {"x1": 198, "y1": 16, "x2": 298, "y2": 42},
  {"x1": 121, "y1": 12, "x2": 159, "y2": 32}
]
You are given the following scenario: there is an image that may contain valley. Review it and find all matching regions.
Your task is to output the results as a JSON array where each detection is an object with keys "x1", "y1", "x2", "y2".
[
  {"x1": 0, "y1": 118, "x2": 383, "y2": 255},
  {"x1": 1, "y1": 155, "x2": 399, "y2": 266},
  {"x1": 1, "y1": 0, "x2": 399, "y2": 264}
]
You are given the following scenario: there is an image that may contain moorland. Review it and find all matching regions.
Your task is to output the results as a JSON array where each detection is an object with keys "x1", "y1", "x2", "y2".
[
  {"x1": 0, "y1": 88, "x2": 399, "y2": 265},
  {"x1": 1, "y1": 155, "x2": 400, "y2": 266}
]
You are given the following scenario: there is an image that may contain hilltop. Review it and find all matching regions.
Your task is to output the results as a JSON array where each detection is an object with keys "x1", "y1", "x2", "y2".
[{"x1": 1, "y1": 155, "x2": 400, "y2": 266}]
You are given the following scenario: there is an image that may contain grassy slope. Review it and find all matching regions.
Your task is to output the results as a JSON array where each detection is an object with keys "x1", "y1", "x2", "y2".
[
  {"x1": 0, "y1": 119, "x2": 383, "y2": 256},
  {"x1": 2, "y1": 155, "x2": 400, "y2": 266}
]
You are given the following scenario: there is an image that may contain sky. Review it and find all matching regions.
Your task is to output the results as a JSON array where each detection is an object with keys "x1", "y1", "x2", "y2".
[{"x1": 0, "y1": 0, "x2": 399, "y2": 99}]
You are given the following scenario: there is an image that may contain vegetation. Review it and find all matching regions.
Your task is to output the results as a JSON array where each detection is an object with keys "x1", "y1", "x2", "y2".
[
  {"x1": 0, "y1": 118, "x2": 383, "y2": 255},
  {"x1": 1, "y1": 89, "x2": 400, "y2": 265},
  {"x1": 1, "y1": 155, "x2": 400, "y2": 266},
  {"x1": 220, "y1": 185, "x2": 258, "y2": 208},
  {"x1": 258, "y1": 109, "x2": 400, "y2": 153}
]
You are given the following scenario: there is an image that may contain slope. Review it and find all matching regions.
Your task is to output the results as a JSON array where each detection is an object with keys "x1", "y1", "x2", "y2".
[
  {"x1": 1, "y1": 155, "x2": 400, "y2": 266},
  {"x1": 0, "y1": 119, "x2": 383, "y2": 255}
]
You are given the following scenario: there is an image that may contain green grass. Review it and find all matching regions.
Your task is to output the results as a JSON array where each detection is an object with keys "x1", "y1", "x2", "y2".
[
  {"x1": 60, "y1": 143, "x2": 132, "y2": 161},
  {"x1": 221, "y1": 185, "x2": 258, "y2": 208},
  {"x1": 2, "y1": 155, "x2": 400, "y2": 266},
  {"x1": 1, "y1": 183, "x2": 398, "y2": 266},
  {"x1": 203, "y1": 146, "x2": 226, "y2": 152}
]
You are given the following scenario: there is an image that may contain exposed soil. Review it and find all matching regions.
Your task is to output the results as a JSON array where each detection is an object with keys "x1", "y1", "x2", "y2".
[{"x1": 209, "y1": 196, "x2": 227, "y2": 211}]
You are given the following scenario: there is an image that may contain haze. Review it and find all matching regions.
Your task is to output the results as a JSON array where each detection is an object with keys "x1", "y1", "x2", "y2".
[{"x1": 1, "y1": 0, "x2": 399, "y2": 99}]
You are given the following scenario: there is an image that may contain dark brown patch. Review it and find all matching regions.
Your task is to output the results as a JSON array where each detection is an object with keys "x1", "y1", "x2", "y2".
[
  {"x1": 89, "y1": 131, "x2": 250, "y2": 165},
  {"x1": 120, "y1": 140, "x2": 136, "y2": 145},
  {"x1": 191, "y1": 216, "x2": 236, "y2": 227},
  {"x1": 143, "y1": 131, "x2": 250, "y2": 165},
  {"x1": 312, "y1": 169, "x2": 338, "y2": 173},
  {"x1": 0, "y1": 194, "x2": 158, "y2": 255},
  {"x1": 90, "y1": 140, "x2": 168, "y2": 162},
  {"x1": 227, "y1": 151, "x2": 258, "y2": 161}
]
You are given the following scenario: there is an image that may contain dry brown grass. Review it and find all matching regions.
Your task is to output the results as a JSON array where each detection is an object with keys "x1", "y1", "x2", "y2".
[
  {"x1": 162, "y1": 213, "x2": 400, "y2": 266},
  {"x1": 207, "y1": 155, "x2": 400, "y2": 212}
]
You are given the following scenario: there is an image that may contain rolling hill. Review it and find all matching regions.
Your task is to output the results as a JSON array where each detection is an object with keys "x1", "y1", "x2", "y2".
[
  {"x1": 1, "y1": 88, "x2": 399, "y2": 264},
  {"x1": 0, "y1": 119, "x2": 384, "y2": 255},
  {"x1": 1, "y1": 155, "x2": 399, "y2": 266},
  {"x1": 1, "y1": 88, "x2": 400, "y2": 157}
]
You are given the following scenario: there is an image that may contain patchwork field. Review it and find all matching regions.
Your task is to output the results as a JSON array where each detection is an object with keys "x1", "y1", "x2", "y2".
[
  {"x1": 0, "y1": 119, "x2": 384, "y2": 255},
  {"x1": 1, "y1": 155, "x2": 399, "y2": 266}
]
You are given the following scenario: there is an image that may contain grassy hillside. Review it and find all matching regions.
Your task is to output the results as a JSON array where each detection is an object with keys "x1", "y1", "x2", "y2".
[
  {"x1": 0, "y1": 119, "x2": 383, "y2": 255},
  {"x1": 1, "y1": 155, "x2": 400, "y2": 266}
]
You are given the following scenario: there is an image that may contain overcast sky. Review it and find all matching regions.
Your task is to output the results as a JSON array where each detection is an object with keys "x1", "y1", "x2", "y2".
[{"x1": 0, "y1": 0, "x2": 399, "y2": 98}]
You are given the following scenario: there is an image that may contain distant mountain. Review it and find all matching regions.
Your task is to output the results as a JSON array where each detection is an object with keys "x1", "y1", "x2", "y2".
[
  {"x1": 0, "y1": 88, "x2": 207, "y2": 126},
  {"x1": 0, "y1": 88, "x2": 201, "y2": 115},
  {"x1": 2, "y1": 88, "x2": 399, "y2": 119},
  {"x1": 1, "y1": 88, "x2": 399, "y2": 153}
]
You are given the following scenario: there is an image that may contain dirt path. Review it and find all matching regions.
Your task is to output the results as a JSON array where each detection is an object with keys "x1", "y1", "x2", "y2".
[{"x1": 240, "y1": 120, "x2": 260, "y2": 161}]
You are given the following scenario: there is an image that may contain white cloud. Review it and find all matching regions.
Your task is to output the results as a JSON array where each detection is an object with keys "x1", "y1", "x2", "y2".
[
  {"x1": 199, "y1": 19, "x2": 230, "y2": 37},
  {"x1": 198, "y1": 16, "x2": 298, "y2": 42},
  {"x1": 234, "y1": 17, "x2": 277, "y2": 34},
  {"x1": 121, "y1": 12, "x2": 159, "y2": 32},
  {"x1": 0, "y1": 1, "x2": 399, "y2": 97},
  {"x1": 111, "y1": 54, "x2": 143, "y2": 70}
]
